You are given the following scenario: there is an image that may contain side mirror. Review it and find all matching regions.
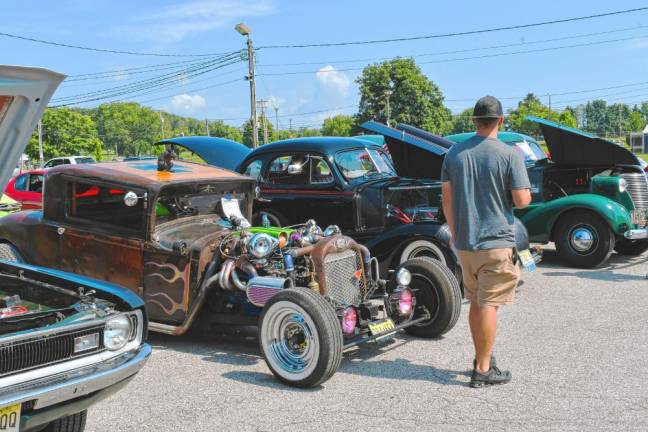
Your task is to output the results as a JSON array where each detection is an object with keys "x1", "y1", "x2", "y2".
[
  {"x1": 287, "y1": 164, "x2": 303, "y2": 175},
  {"x1": 124, "y1": 191, "x2": 146, "y2": 207}
]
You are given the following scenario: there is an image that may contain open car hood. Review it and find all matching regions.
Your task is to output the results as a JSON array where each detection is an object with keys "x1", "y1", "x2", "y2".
[
  {"x1": 158, "y1": 136, "x2": 251, "y2": 171},
  {"x1": 360, "y1": 121, "x2": 451, "y2": 179},
  {"x1": 526, "y1": 115, "x2": 640, "y2": 166},
  {"x1": 0, "y1": 66, "x2": 64, "y2": 191}
]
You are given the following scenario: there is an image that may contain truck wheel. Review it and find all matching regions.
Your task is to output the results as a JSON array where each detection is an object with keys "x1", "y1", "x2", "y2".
[
  {"x1": 400, "y1": 257, "x2": 462, "y2": 338},
  {"x1": 614, "y1": 239, "x2": 648, "y2": 256},
  {"x1": 555, "y1": 211, "x2": 614, "y2": 268},
  {"x1": 253, "y1": 210, "x2": 286, "y2": 227},
  {"x1": 399, "y1": 240, "x2": 447, "y2": 265},
  {"x1": 259, "y1": 288, "x2": 342, "y2": 388},
  {"x1": 0, "y1": 243, "x2": 24, "y2": 263},
  {"x1": 44, "y1": 411, "x2": 87, "y2": 432}
]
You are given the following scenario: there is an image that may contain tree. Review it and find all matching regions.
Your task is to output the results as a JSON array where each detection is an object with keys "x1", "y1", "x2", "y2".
[
  {"x1": 584, "y1": 100, "x2": 608, "y2": 135},
  {"x1": 94, "y1": 103, "x2": 162, "y2": 156},
  {"x1": 605, "y1": 103, "x2": 630, "y2": 137},
  {"x1": 628, "y1": 109, "x2": 645, "y2": 132},
  {"x1": 321, "y1": 115, "x2": 356, "y2": 136},
  {"x1": 27, "y1": 108, "x2": 102, "y2": 162},
  {"x1": 558, "y1": 110, "x2": 577, "y2": 128},
  {"x1": 451, "y1": 108, "x2": 474, "y2": 134},
  {"x1": 356, "y1": 58, "x2": 452, "y2": 134},
  {"x1": 209, "y1": 120, "x2": 243, "y2": 143},
  {"x1": 507, "y1": 94, "x2": 559, "y2": 136},
  {"x1": 242, "y1": 115, "x2": 274, "y2": 147}
]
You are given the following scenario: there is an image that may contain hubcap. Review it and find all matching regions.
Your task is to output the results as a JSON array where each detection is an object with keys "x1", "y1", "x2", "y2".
[
  {"x1": 261, "y1": 301, "x2": 319, "y2": 381},
  {"x1": 569, "y1": 226, "x2": 596, "y2": 253}
]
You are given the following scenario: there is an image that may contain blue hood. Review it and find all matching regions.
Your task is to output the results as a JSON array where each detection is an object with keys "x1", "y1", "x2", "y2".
[{"x1": 158, "y1": 136, "x2": 251, "y2": 171}]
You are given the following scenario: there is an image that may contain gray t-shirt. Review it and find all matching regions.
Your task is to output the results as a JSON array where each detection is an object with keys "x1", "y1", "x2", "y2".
[{"x1": 441, "y1": 135, "x2": 531, "y2": 251}]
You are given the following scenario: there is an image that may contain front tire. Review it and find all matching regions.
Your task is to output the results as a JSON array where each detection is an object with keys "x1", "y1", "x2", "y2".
[
  {"x1": 253, "y1": 210, "x2": 286, "y2": 227},
  {"x1": 614, "y1": 238, "x2": 648, "y2": 256},
  {"x1": 399, "y1": 239, "x2": 447, "y2": 265},
  {"x1": 259, "y1": 288, "x2": 342, "y2": 388},
  {"x1": 400, "y1": 257, "x2": 462, "y2": 338},
  {"x1": 44, "y1": 411, "x2": 87, "y2": 432},
  {"x1": 554, "y1": 211, "x2": 614, "y2": 268}
]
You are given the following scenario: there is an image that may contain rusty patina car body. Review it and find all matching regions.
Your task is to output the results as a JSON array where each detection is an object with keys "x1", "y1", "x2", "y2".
[{"x1": 0, "y1": 160, "x2": 254, "y2": 334}]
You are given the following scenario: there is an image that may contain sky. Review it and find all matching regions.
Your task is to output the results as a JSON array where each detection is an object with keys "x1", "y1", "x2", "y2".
[{"x1": 2, "y1": 0, "x2": 648, "y2": 129}]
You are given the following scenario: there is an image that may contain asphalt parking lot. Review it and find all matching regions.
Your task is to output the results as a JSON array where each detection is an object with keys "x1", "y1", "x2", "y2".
[{"x1": 86, "y1": 246, "x2": 648, "y2": 432}]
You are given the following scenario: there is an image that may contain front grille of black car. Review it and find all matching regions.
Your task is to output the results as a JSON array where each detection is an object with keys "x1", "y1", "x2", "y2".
[
  {"x1": 0, "y1": 326, "x2": 105, "y2": 378},
  {"x1": 323, "y1": 249, "x2": 364, "y2": 305}
]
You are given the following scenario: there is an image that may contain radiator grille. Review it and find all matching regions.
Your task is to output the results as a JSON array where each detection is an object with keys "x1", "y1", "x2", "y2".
[
  {"x1": 323, "y1": 249, "x2": 364, "y2": 305},
  {"x1": 0, "y1": 326, "x2": 105, "y2": 378},
  {"x1": 621, "y1": 173, "x2": 648, "y2": 210}
]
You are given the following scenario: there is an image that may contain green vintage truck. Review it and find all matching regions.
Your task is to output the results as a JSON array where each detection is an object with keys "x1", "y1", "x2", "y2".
[{"x1": 447, "y1": 116, "x2": 648, "y2": 268}]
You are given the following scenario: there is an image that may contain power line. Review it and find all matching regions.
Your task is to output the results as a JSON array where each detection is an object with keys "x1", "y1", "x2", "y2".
[
  {"x1": 0, "y1": 31, "x2": 231, "y2": 57},
  {"x1": 259, "y1": 7, "x2": 648, "y2": 49},
  {"x1": 258, "y1": 25, "x2": 648, "y2": 67}
]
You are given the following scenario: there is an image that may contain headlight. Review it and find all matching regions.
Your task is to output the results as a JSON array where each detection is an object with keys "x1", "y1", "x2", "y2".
[
  {"x1": 395, "y1": 268, "x2": 412, "y2": 286},
  {"x1": 619, "y1": 178, "x2": 628, "y2": 193},
  {"x1": 104, "y1": 315, "x2": 132, "y2": 351},
  {"x1": 248, "y1": 233, "x2": 278, "y2": 259}
]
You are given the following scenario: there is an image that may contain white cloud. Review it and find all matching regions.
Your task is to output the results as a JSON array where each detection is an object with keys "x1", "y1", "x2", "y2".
[
  {"x1": 170, "y1": 94, "x2": 206, "y2": 112},
  {"x1": 118, "y1": 0, "x2": 275, "y2": 42},
  {"x1": 315, "y1": 65, "x2": 351, "y2": 94}
]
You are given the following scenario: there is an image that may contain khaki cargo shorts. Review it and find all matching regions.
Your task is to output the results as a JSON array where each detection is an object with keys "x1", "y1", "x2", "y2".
[{"x1": 456, "y1": 248, "x2": 520, "y2": 307}]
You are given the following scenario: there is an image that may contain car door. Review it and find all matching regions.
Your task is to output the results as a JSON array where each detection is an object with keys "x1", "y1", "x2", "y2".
[
  {"x1": 56, "y1": 178, "x2": 146, "y2": 296},
  {"x1": 20, "y1": 173, "x2": 44, "y2": 209},
  {"x1": 256, "y1": 152, "x2": 354, "y2": 229}
]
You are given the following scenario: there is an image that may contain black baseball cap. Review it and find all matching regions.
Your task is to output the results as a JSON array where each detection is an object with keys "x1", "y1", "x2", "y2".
[{"x1": 472, "y1": 96, "x2": 503, "y2": 119}]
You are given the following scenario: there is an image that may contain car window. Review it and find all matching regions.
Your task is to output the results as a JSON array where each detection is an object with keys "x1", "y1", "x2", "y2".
[
  {"x1": 63, "y1": 159, "x2": 71, "y2": 164},
  {"x1": 44, "y1": 160, "x2": 56, "y2": 168},
  {"x1": 335, "y1": 148, "x2": 396, "y2": 181},
  {"x1": 13, "y1": 174, "x2": 27, "y2": 191},
  {"x1": 28, "y1": 174, "x2": 44, "y2": 193},
  {"x1": 243, "y1": 159, "x2": 263, "y2": 180},
  {"x1": 310, "y1": 157, "x2": 334, "y2": 184},
  {"x1": 267, "y1": 154, "x2": 333, "y2": 186},
  {"x1": 76, "y1": 157, "x2": 96, "y2": 164},
  {"x1": 67, "y1": 181, "x2": 144, "y2": 233},
  {"x1": 513, "y1": 140, "x2": 547, "y2": 162}
]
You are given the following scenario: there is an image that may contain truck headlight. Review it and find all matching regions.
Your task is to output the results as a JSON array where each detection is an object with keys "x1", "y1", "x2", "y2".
[
  {"x1": 619, "y1": 178, "x2": 628, "y2": 193},
  {"x1": 395, "y1": 268, "x2": 412, "y2": 286},
  {"x1": 104, "y1": 315, "x2": 132, "y2": 351}
]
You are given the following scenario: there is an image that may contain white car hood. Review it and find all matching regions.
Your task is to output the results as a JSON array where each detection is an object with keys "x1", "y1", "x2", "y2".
[{"x1": 0, "y1": 66, "x2": 65, "y2": 190}]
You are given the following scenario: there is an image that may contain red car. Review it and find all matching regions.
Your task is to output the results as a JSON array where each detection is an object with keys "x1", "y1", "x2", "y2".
[{"x1": 4, "y1": 169, "x2": 45, "y2": 209}]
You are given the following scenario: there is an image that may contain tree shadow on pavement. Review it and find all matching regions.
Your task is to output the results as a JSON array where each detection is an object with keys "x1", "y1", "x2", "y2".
[{"x1": 538, "y1": 247, "x2": 648, "y2": 282}]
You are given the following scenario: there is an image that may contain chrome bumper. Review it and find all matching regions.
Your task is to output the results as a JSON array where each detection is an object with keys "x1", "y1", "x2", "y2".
[
  {"x1": 624, "y1": 229, "x2": 648, "y2": 240},
  {"x1": 0, "y1": 343, "x2": 151, "y2": 411}
]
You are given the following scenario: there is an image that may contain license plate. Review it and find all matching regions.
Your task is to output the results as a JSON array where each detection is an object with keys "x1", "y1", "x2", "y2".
[
  {"x1": 368, "y1": 319, "x2": 396, "y2": 337},
  {"x1": 518, "y1": 249, "x2": 536, "y2": 272},
  {"x1": 0, "y1": 404, "x2": 20, "y2": 432}
]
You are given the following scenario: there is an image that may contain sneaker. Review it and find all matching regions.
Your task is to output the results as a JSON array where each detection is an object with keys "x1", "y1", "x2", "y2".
[
  {"x1": 473, "y1": 355, "x2": 496, "y2": 370},
  {"x1": 470, "y1": 366, "x2": 512, "y2": 388}
]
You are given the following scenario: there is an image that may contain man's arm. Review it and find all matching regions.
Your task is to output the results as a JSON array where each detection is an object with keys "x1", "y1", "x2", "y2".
[
  {"x1": 441, "y1": 181, "x2": 455, "y2": 239},
  {"x1": 511, "y1": 188, "x2": 531, "y2": 208}
]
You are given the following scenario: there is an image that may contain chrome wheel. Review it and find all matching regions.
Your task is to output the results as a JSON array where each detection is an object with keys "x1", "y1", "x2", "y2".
[
  {"x1": 569, "y1": 225, "x2": 597, "y2": 254},
  {"x1": 260, "y1": 301, "x2": 320, "y2": 382}
]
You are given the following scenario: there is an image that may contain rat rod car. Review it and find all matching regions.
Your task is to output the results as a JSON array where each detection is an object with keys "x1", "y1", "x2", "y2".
[
  {"x1": 0, "y1": 65, "x2": 150, "y2": 432},
  {"x1": 0, "y1": 157, "x2": 462, "y2": 387},
  {"x1": 447, "y1": 116, "x2": 648, "y2": 268}
]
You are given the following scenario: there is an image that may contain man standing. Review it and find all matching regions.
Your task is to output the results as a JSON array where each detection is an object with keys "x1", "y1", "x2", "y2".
[{"x1": 441, "y1": 96, "x2": 531, "y2": 388}]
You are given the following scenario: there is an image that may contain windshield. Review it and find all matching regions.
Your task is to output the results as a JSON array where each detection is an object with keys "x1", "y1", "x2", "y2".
[
  {"x1": 512, "y1": 140, "x2": 547, "y2": 163},
  {"x1": 335, "y1": 147, "x2": 396, "y2": 182}
]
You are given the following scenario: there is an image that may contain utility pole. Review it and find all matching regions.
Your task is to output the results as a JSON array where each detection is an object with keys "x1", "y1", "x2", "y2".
[
  {"x1": 235, "y1": 23, "x2": 258, "y2": 148},
  {"x1": 384, "y1": 89, "x2": 393, "y2": 126},
  {"x1": 274, "y1": 106, "x2": 280, "y2": 130},
  {"x1": 205, "y1": 119, "x2": 210, "y2": 136},
  {"x1": 37, "y1": 120, "x2": 44, "y2": 167},
  {"x1": 258, "y1": 100, "x2": 269, "y2": 145},
  {"x1": 546, "y1": 93, "x2": 552, "y2": 111},
  {"x1": 289, "y1": 119, "x2": 293, "y2": 131},
  {"x1": 159, "y1": 111, "x2": 166, "y2": 139}
]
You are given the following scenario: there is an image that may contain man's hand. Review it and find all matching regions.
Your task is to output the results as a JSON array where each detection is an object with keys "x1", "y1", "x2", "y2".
[
  {"x1": 441, "y1": 181, "x2": 455, "y2": 240},
  {"x1": 511, "y1": 188, "x2": 532, "y2": 208}
]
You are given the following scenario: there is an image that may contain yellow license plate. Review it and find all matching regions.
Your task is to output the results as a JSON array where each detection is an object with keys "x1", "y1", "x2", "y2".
[
  {"x1": 0, "y1": 403, "x2": 20, "y2": 432},
  {"x1": 368, "y1": 319, "x2": 396, "y2": 336}
]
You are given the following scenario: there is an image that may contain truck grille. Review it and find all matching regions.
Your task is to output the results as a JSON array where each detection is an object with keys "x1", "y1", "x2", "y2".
[
  {"x1": 621, "y1": 173, "x2": 648, "y2": 227},
  {"x1": 323, "y1": 249, "x2": 364, "y2": 305},
  {"x1": 0, "y1": 326, "x2": 105, "y2": 378}
]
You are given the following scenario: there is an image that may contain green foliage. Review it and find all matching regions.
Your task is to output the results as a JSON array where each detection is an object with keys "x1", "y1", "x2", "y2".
[
  {"x1": 242, "y1": 116, "x2": 274, "y2": 147},
  {"x1": 27, "y1": 108, "x2": 102, "y2": 161},
  {"x1": 94, "y1": 103, "x2": 162, "y2": 156},
  {"x1": 451, "y1": 108, "x2": 474, "y2": 134},
  {"x1": 507, "y1": 94, "x2": 559, "y2": 137},
  {"x1": 628, "y1": 110, "x2": 645, "y2": 132},
  {"x1": 356, "y1": 58, "x2": 452, "y2": 134},
  {"x1": 209, "y1": 120, "x2": 243, "y2": 142},
  {"x1": 558, "y1": 110, "x2": 577, "y2": 128},
  {"x1": 321, "y1": 115, "x2": 356, "y2": 136}
]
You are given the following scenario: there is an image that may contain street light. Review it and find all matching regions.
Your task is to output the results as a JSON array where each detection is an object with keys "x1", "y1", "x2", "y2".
[{"x1": 236, "y1": 22, "x2": 258, "y2": 148}]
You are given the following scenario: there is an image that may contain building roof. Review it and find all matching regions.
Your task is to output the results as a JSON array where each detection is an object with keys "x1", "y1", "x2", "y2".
[{"x1": 46, "y1": 159, "x2": 251, "y2": 189}]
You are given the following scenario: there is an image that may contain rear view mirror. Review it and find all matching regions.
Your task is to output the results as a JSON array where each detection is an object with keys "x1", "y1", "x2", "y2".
[{"x1": 287, "y1": 164, "x2": 303, "y2": 175}]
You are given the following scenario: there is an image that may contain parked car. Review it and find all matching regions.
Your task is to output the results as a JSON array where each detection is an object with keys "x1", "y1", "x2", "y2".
[
  {"x1": 4, "y1": 169, "x2": 44, "y2": 210},
  {"x1": 0, "y1": 65, "x2": 150, "y2": 432},
  {"x1": 123, "y1": 156, "x2": 156, "y2": 161},
  {"x1": 160, "y1": 128, "x2": 538, "y2": 285},
  {"x1": 43, "y1": 155, "x2": 96, "y2": 168},
  {"x1": 0, "y1": 195, "x2": 21, "y2": 217},
  {"x1": 0, "y1": 156, "x2": 462, "y2": 387},
  {"x1": 447, "y1": 116, "x2": 648, "y2": 268}
]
